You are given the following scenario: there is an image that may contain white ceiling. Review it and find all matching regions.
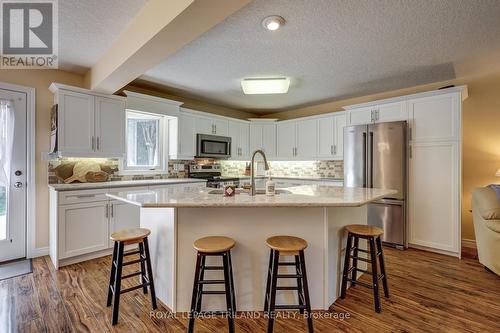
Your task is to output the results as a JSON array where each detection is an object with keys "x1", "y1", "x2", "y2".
[
  {"x1": 58, "y1": 0, "x2": 147, "y2": 73},
  {"x1": 141, "y1": 0, "x2": 500, "y2": 113}
]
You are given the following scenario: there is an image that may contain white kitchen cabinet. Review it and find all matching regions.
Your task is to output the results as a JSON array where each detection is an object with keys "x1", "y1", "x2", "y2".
[
  {"x1": 277, "y1": 121, "x2": 296, "y2": 159},
  {"x1": 296, "y1": 118, "x2": 318, "y2": 159},
  {"x1": 346, "y1": 101, "x2": 407, "y2": 125},
  {"x1": 56, "y1": 89, "x2": 95, "y2": 155},
  {"x1": 317, "y1": 113, "x2": 345, "y2": 160},
  {"x1": 169, "y1": 113, "x2": 196, "y2": 160},
  {"x1": 408, "y1": 141, "x2": 460, "y2": 253},
  {"x1": 408, "y1": 92, "x2": 460, "y2": 142},
  {"x1": 108, "y1": 200, "x2": 140, "y2": 248},
  {"x1": 95, "y1": 96, "x2": 126, "y2": 156},
  {"x1": 228, "y1": 120, "x2": 250, "y2": 160},
  {"x1": 250, "y1": 122, "x2": 277, "y2": 158},
  {"x1": 196, "y1": 115, "x2": 228, "y2": 136},
  {"x1": 50, "y1": 83, "x2": 126, "y2": 157},
  {"x1": 58, "y1": 201, "x2": 110, "y2": 259}
]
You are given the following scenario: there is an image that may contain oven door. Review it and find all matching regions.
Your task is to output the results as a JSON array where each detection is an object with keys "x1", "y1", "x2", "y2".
[{"x1": 196, "y1": 134, "x2": 231, "y2": 158}]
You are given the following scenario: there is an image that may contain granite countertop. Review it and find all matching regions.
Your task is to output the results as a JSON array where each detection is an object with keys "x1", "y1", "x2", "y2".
[
  {"x1": 48, "y1": 178, "x2": 207, "y2": 191},
  {"x1": 106, "y1": 184, "x2": 395, "y2": 208},
  {"x1": 237, "y1": 176, "x2": 344, "y2": 181}
]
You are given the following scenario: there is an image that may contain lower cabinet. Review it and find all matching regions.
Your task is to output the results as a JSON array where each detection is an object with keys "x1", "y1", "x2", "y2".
[
  {"x1": 108, "y1": 200, "x2": 141, "y2": 248},
  {"x1": 58, "y1": 201, "x2": 110, "y2": 259}
]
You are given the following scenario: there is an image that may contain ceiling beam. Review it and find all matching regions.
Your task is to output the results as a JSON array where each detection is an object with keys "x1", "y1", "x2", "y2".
[{"x1": 84, "y1": 0, "x2": 252, "y2": 94}]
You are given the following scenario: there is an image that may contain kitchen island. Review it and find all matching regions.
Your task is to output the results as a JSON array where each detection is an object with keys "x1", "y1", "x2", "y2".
[{"x1": 107, "y1": 184, "x2": 395, "y2": 313}]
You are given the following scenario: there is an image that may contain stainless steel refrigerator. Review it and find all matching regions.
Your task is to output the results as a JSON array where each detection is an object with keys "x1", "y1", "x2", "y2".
[{"x1": 344, "y1": 121, "x2": 407, "y2": 249}]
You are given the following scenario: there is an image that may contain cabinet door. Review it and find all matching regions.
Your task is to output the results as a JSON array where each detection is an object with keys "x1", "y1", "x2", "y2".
[
  {"x1": 375, "y1": 101, "x2": 407, "y2": 123},
  {"x1": 333, "y1": 113, "x2": 346, "y2": 159},
  {"x1": 296, "y1": 118, "x2": 317, "y2": 159},
  {"x1": 409, "y1": 93, "x2": 460, "y2": 142},
  {"x1": 178, "y1": 113, "x2": 196, "y2": 157},
  {"x1": 238, "y1": 122, "x2": 250, "y2": 159},
  {"x1": 347, "y1": 106, "x2": 373, "y2": 125},
  {"x1": 58, "y1": 202, "x2": 109, "y2": 259},
  {"x1": 95, "y1": 96, "x2": 125, "y2": 156},
  {"x1": 196, "y1": 116, "x2": 214, "y2": 135},
  {"x1": 408, "y1": 141, "x2": 460, "y2": 253},
  {"x1": 262, "y1": 124, "x2": 277, "y2": 158},
  {"x1": 228, "y1": 121, "x2": 241, "y2": 159},
  {"x1": 249, "y1": 124, "x2": 263, "y2": 153},
  {"x1": 317, "y1": 116, "x2": 335, "y2": 158},
  {"x1": 277, "y1": 122, "x2": 296, "y2": 159},
  {"x1": 58, "y1": 90, "x2": 95, "y2": 154},
  {"x1": 213, "y1": 118, "x2": 228, "y2": 136},
  {"x1": 108, "y1": 201, "x2": 140, "y2": 248}
]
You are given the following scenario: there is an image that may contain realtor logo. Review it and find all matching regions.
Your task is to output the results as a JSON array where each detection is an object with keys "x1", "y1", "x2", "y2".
[{"x1": 0, "y1": 0, "x2": 58, "y2": 68}]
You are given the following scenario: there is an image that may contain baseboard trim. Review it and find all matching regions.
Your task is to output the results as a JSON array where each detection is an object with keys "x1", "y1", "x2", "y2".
[
  {"x1": 461, "y1": 238, "x2": 477, "y2": 249},
  {"x1": 408, "y1": 243, "x2": 460, "y2": 258},
  {"x1": 28, "y1": 246, "x2": 49, "y2": 258}
]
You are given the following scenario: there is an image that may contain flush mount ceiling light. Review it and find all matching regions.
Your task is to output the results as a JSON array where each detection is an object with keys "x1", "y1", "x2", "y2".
[
  {"x1": 262, "y1": 15, "x2": 286, "y2": 31},
  {"x1": 241, "y1": 77, "x2": 290, "y2": 95}
]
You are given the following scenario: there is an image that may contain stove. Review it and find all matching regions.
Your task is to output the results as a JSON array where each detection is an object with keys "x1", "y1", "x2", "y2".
[{"x1": 189, "y1": 164, "x2": 240, "y2": 188}]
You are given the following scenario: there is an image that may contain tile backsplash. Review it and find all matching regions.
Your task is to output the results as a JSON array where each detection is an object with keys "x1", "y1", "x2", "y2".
[
  {"x1": 220, "y1": 160, "x2": 343, "y2": 179},
  {"x1": 48, "y1": 158, "x2": 343, "y2": 184},
  {"x1": 48, "y1": 158, "x2": 192, "y2": 184}
]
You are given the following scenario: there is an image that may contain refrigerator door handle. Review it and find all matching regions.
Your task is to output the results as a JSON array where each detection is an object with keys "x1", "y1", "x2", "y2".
[
  {"x1": 369, "y1": 131, "x2": 374, "y2": 188},
  {"x1": 362, "y1": 132, "x2": 367, "y2": 187}
]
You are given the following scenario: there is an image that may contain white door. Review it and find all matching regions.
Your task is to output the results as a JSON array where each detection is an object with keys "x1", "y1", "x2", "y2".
[
  {"x1": 95, "y1": 97, "x2": 125, "y2": 156},
  {"x1": 0, "y1": 89, "x2": 27, "y2": 261},
  {"x1": 277, "y1": 122, "x2": 296, "y2": 159},
  {"x1": 317, "y1": 116, "x2": 335, "y2": 158},
  {"x1": 58, "y1": 90, "x2": 95, "y2": 154},
  {"x1": 296, "y1": 118, "x2": 317, "y2": 159}
]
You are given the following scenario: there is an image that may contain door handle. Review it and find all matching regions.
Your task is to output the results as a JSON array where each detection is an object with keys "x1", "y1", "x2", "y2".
[{"x1": 14, "y1": 182, "x2": 23, "y2": 188}]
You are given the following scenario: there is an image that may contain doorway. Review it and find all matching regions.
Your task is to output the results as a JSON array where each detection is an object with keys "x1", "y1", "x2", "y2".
[{"x1": 0, "y1": 87, "x2": 27, "y2": 262}]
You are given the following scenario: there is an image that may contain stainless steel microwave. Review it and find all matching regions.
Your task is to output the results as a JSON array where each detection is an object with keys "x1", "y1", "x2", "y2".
[{"x1": 196, "y1": 134, "x2": 231, "y2": 159}]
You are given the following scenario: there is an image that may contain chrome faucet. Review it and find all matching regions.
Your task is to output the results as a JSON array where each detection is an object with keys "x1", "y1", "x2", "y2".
[{"x1": 250, "y1": 149, "x2": 269, "y2": 196}]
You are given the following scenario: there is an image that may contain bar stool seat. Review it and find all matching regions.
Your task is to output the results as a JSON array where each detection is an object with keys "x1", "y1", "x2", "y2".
[
  {"x1": 266, "y1": 235, "x2": 308, "y2": 255},
  {"x1": 110, "y1": 228, "x2": 151, "y2": 244},
  {"x1": 193, "y1": 236, "x2": 235, "y2": 253},
  {"x1": 344, "y1": 225, "x2": 383, "y2": 237},
  {"x1": 107, "y1": 227, "x2": 157, "y2": 325}
]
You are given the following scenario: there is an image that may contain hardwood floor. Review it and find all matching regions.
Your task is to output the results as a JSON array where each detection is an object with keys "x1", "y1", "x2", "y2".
[{"x1": 0, "y1": 247, "x2": 499, "y2": 332}]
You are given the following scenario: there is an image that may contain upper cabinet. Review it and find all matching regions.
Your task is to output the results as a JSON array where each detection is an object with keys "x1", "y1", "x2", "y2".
[
  {"x1": 169, "y1": 112, "x2": 196, "y2": 160},
  {"x1": 228, "y1": 120, "x2": 250, "y2": 160},
  {"x1": 346, "y1": 101, "x2": 407, "y2": 126},
  {"x1": 249, "y1": 121, "x2": 277, "y2": 158},
  {"x1": 317, "y1": 112, "x2": 345, "y2": 160},
  {"x1": 196, "y1": 115, "x2": 228, "y2": 136},
  {"x1": 50, "y1": 83, "x2": 126, "y2": 158},
  {"x1": 277, "y1": 118, "x2": 319, "y2": 160}
]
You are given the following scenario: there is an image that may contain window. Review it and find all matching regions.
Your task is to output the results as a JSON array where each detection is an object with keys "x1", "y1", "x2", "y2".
[{"x1": 124, "y1": 111, "x2": 166, "y2": 171}]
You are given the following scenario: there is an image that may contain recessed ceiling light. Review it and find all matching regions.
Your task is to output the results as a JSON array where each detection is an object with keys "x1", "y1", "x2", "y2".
[
  {"x1": 241, "y1": 77, "x2": 290, "y2": 95},
  {"x1": 262, "y1": 15, "x2": 285, "y2": 31}
]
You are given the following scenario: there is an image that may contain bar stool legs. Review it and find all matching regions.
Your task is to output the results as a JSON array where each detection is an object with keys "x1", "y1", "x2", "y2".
[
  {"x1": 340, "y1": 227, "x2": 389, "y2": 313},
  {"x1": 106, "y1": 229, "x2": 157, "y2": 325},
  {"x1": 189, "y1": 236, "x2": 236, "y2": 333},
  {"x1": 265, "y1": 248, "x2": 313, "y2": 333}
]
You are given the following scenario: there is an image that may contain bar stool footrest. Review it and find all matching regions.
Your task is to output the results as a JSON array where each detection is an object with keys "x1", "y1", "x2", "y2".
[
  {"x1": 120, "y1": 282, "x2": 150, "y2": 294},
  {"x1": 274, "y1": 304, "x2": 307, "y2": 310},
  {"x1": 347, "y1": 278, "x2": 373, "y2": 289}
]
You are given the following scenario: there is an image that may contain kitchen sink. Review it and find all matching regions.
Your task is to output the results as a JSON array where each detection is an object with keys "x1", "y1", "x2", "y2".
[{"x1": 207, "y1": 189, "x2": 292, "y2": 195}]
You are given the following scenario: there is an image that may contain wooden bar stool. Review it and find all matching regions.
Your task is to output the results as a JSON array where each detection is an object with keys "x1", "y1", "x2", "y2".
[
  {"x1": 188, "y1": 236, "x2": 236, "y2": 333},
  {"x1": 107, "y1": 228, "x2": 157, "y2": 325},
  {"x1": 340, "y1": 224, "x2": 389, "y2": 313},
  {"x1": 264, "y1": 236, "x2": 313, "y2": 333}
]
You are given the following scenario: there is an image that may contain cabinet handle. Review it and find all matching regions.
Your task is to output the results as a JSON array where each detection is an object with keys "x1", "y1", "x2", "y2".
[
  {"x1": 96, "y1": 137, "x2": 100, "y2": 151},
  {"x1": 91, "y1": 136, "x2": 95, "y2": 151},
  {"x1": 214, "y1": 124, "x2": 217, "y2": 134},
  {"x1": 75, "y1": 194, "x2": 95, "y2": 199},
  {"x1": 370, "y1": 111, "x2": 374, "y2": 122},
  {"x1": 111, "y1": 204, "x2": 114, "y2": 218},
  {"x1": 409, "y1": 145, "x2": 412, "y2": 159},
  {"x1": 105, "y1": 204, "x2": 109, "y2": 218},
  {"x1": 330, "y1": 145, "x2": 334, "y2": 155},
  {"x1": 334, "y1": 144, "x2": 337, "y2": 155},
  {"x1": 376, "y1": 109, "x2": 380, "y2": 121}
]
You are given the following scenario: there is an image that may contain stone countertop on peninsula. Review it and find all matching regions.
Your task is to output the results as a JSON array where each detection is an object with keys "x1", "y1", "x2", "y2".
[{"x1": 106, "y1": 184, "x2": 396, "y2": 208}]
